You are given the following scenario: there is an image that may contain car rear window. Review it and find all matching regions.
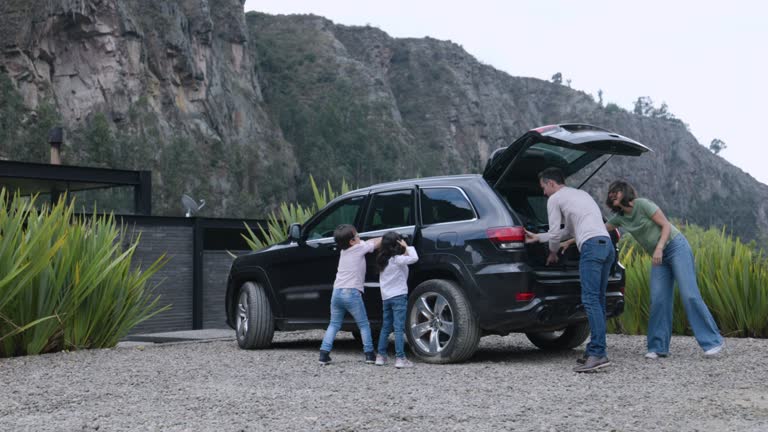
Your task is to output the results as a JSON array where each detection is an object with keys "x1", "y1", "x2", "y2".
[
  {"x1": 527, "y1": 142, "x2": 586, "y2": 164},
  {"x1": 420, "y1": 188, "x2": 475, "y2": 225}
]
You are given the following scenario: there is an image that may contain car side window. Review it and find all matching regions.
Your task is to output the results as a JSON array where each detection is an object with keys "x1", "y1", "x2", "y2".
[
  {"x1": 305, "y1": 196, "x2": 365, "y2": 240},
  {"x1": 363, "y1": 190, "x2": 414, "y2": 232},
  {"x1": 420, "y1": 188, "x2": 475, "y2": 225}
]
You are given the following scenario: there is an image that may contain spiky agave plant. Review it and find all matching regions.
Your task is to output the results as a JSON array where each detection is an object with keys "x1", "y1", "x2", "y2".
[{"x1": 242, "y1": 175, "x2": 351, "y2": 252}]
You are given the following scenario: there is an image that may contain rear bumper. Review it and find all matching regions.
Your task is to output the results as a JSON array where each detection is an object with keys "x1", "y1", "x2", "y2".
[
  {"x1": 478, "y1": 292, "x2": 625, "y2": 333},
  {"x1": 471, "y1": 262, "x2": 626, "y2": 333}
]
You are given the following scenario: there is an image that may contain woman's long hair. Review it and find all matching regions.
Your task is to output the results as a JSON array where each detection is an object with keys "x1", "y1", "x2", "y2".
[
  {"x1": 605, "y1": 180, "x2": 638, "y2": 215},
  {"x1": 377, "y1": 231, "x2": 405, "y2": 272}
]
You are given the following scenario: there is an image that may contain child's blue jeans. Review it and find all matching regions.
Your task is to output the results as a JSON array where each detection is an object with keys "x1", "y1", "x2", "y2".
[
  {"x1": 377, "y1": 294, "x2": 408, "y2": 358},
  {"x1": 320, "y1": 288, "x2": 373, "y2": 353}
]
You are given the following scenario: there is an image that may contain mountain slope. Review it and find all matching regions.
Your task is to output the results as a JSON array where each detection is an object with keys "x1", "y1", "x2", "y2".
[{"x1": 1, "y1": 1, "x2": 766, "y2": 244}]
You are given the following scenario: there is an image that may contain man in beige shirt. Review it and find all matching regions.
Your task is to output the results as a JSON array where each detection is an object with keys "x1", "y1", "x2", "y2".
[{"x1": 525, "y1": 167, "x2": 615, "y2": 372}]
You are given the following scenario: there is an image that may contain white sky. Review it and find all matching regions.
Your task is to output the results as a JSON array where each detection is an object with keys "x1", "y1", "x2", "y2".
[{"x1": 245, "y1": 0, "x2": 768, "y2": 185}]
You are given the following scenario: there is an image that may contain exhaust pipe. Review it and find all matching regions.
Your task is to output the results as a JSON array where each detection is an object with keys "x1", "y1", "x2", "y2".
[{"x1": 537, "y1": 306, "x2": 552, "y2": 323}]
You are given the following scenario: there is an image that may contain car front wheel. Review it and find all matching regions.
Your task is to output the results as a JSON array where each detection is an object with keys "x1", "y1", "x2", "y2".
[
  {"x1": 406, "y1": 279, "x2": 480, "y2": 364},
  {"x1": 525, "y1": 322, "x2": 590, "y2": 350},
  {"x1": 236, "y1": 282, "x2": 274, "y2": 349}
]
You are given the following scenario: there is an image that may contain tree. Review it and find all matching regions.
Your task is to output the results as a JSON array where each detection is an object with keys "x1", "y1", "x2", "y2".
[
  {"x1": 633, "y1": 96, "x2": 654, "y2": 116},
  {"x1": 709, "y1": 138, "x2": 727, "y2": 155},
  {"x1": 649, "y1": 102, "x2": 676, "y2": 120},
  {"x1": 633, "y1": 97, "x2": 676, "y2": 120},
  {"x1": 597, "y1": 89, "x2": 604, "y2": 106},
  {"x1": 79, "y1": 113, "x2": 116, "y2": 167},
  {"x1": 0, "y1": 74, "x2": 61, "y2": 163},
  {"x1": 551, "y1": 72, "x2": 562, "y2": 85}
]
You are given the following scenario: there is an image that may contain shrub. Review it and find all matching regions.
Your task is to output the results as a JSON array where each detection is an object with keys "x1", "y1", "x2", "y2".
[
  {"x1": 0, "y1": 190, "x2": 169, "y2": 357},
  {"x1": 609, "y1": 224, "x2": 768, "y2": 338},
  {"x1": 243, "y1": 175, "x2": 349, "y2": 251}
]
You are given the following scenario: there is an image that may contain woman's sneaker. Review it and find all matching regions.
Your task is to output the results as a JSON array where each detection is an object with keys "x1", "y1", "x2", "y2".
[
  {"x1": 704, "y1": 343, "x2": 724, "y2": 357},
  {"x1": 365, "y1": 351, "x2": 376, "y2": 364},
  {"x1": 644, "y1": 352, "x2": 668, "y2": 359},
  {"x1": 394, "y1": 357, "x2": 414, "y2": 369},
  {"x1": 375, "y1": 354, "x2": 388, "y2": 366}
]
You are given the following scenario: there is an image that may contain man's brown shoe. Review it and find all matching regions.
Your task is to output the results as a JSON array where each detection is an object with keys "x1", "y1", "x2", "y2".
[{"x1": 573, "y1": 356, "x2": 610, "y2": 372}]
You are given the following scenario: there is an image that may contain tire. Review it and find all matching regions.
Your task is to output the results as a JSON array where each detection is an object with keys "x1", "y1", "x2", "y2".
[
  {"x1": 525, "y1": 322, "x2": 590, "y2": 351},
  {"x1": 235, "y1": 282, "x2": 274, "y2": 349},
  {"x1": 406, "y1": 279, "x2": 481, "y2": 364}
]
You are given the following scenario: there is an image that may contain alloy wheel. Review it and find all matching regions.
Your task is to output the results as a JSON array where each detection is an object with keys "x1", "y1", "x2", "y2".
[
  {"x1": 409, "y1": 292, "x2": 455, "y2": 354},
  {"x1": 236, "y1": 291, "x2": 249, "y2": 338}
]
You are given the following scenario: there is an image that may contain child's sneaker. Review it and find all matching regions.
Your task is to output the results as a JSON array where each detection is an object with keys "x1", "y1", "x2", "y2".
[
  {"x1": 394, "y1": 357, "x2": 414, "y2": 369},
  {"x1": 375, "y1": 354, "x2": 388, "y2": 366},
  {"x1": 364, "y1": 351, "x2": 376, "y2": 364},
  {"x1": 319, "y1": 350, "x2": 332, "y2": 365}
]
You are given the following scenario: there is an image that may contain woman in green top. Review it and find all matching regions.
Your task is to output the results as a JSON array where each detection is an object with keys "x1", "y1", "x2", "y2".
[{"x1": 604, "y1": 180, "x2": 723, "y2": 358}]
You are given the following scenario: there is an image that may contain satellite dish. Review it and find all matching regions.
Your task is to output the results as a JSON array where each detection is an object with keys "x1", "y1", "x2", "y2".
[{"x1": 181, "y1": 194, "x2": 206, "y2": 217}]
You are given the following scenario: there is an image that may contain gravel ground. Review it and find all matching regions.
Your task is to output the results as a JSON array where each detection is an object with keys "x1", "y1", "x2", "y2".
[{"x1": 1, "y1": 331, "x2": 767, "y2": 432}]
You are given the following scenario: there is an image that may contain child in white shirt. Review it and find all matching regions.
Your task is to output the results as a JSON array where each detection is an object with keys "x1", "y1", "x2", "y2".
[
  {"x1": 319, "y1": 224, "x2": 381, "y2": 365},
  {"x1": 375, "y1": 231, "x2": 419, "y2": 368}
]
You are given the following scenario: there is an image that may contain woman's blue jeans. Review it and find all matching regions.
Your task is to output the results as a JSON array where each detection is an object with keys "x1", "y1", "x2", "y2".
[
  {"x1": 579, "y1": 236, "x2": 615, "y2": 358},
  {"x1": 377, "y1": 294, "x2": 408, "y2": 358},
  {"x1": 648, "y1": 235, "x2": 723, "y2": 354},
  {"x1": 320, "y1": 288, "x2": 374, "y2": 353}
]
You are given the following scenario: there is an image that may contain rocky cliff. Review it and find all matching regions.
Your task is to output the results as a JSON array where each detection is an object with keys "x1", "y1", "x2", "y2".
[{"x1": 1, "y1": 1, "x2": 767, "y2": 244}]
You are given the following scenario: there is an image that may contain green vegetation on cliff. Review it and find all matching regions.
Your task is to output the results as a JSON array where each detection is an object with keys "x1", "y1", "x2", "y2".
[{"x1": 0, "y1": 74, "x2": 59, "y2": 163}]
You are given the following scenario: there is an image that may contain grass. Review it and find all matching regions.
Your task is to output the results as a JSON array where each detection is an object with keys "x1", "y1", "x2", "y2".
[{"x1": 609, "y1": 224, "x2": 768, "y2": 338}]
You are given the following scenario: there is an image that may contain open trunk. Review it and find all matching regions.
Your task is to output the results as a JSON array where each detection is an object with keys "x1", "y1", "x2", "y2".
[
  {"x1": 484, "y1": 124, "x2": 651, "y2": 270},
  {"x1": 496, "y1": 184, "x2": 583, "y2": 270}
]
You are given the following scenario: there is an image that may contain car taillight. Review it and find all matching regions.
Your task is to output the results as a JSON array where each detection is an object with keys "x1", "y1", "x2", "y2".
[
  {"x1": 486, "y1": 226, "x2": 525, "y2": 250},
  {"x1": 619, "y1": 286, "x2": 625, "y2": 295},
  {"x1": 516, "y1": 292, "x2": 535, "y2": 302}
]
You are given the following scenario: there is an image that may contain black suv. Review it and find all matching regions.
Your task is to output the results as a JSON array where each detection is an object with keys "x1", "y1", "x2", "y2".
[{"x1": 225, "y1": 124, "x2": 650, "y2": 363}]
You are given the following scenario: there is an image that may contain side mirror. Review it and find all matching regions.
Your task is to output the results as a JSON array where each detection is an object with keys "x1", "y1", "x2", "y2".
[{"x1": 288, "y1": 223, "x2": 302, "y2": 242}]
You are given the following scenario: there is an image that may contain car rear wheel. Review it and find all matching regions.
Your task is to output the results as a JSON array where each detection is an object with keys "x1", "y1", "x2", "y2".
[
  {"x1": 525, "y1": 322, "x2": 590, "y2": 350},
  {"x1": 236, "y1": 282, "x2": 274, "y2": 349},
  {"x1": 406, "y1": 279, "x2": 480, "y2": 364}
]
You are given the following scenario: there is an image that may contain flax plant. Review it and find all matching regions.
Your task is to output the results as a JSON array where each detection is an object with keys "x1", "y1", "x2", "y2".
[
  {"x1": 609, "y1": 225, "x2": 768, "y2": 338},
  {"x1": 0, "y1": 191, "x2": 168, "y2": 357}
]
